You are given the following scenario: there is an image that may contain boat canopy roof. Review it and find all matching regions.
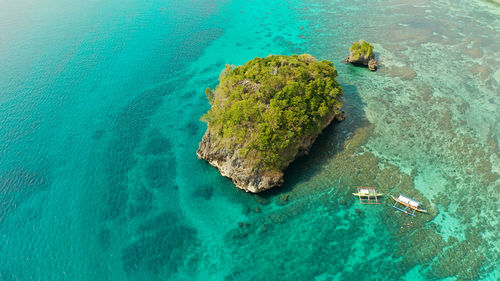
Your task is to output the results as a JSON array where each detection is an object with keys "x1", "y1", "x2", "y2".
[
  {"x1": 397, "y1": 194, "x2": 420, "y2": 207},
  {"x1": 357, "y1": 186, "x2": 378, "y2": 194},
  {"x1": 354, "y1": 186, "x2": 381, "y2": 204}
]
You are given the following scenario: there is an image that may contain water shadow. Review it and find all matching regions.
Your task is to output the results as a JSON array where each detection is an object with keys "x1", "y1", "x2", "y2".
[{"x1": 260, "y1": 84, "x2": 368, "y2": 197}]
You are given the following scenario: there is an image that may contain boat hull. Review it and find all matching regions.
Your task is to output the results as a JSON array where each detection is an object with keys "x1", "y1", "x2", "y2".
[
  {"x1": 390, "y1": 195, "x2": 427, "y2": 213},
  {"x1": 352, "y1": 193, "x2": 384, "y2": 197}
]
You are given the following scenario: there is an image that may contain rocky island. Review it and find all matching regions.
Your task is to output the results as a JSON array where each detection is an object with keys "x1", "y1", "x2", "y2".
[
  {"x1": 197, "y1": 54, "x2": 344, "y2": 193},
  {"x1": 345, "y1": 40, "x2": 378, "y2": 71}
]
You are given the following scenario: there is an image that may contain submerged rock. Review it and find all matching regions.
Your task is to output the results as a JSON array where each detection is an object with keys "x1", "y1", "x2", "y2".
[
  {"x1": 346, "y1": 40, "x2": 378, "y2": 71},
  {"x1": 335, "y1": 111, "x2": 346, "y2": 122},
  {"x1": 379, "y1": 65, "x2": 416, "y2": 80},
  {"x1": 368, "y1": 58, "x2": 378, "y2": 71},
  {"x1": 197, "y1": 54, "x2": 344, "y2": 193}
]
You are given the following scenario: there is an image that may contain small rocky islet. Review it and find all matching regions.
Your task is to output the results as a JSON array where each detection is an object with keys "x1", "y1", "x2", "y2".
[
  {"x1": 345, "y1": 39, "x2": 379, "y2": 71},
  {"x1": 197, "y1": 54, "x2": 344, "y2": 192}
]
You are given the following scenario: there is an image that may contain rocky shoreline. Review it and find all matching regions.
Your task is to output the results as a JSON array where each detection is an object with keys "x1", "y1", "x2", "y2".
[
  {"x1": 344, "y1": 40, "x2": 379, "y2": 71},
  {"x1": 197, "y1": 111, "x2": 345, "y2": 193}
]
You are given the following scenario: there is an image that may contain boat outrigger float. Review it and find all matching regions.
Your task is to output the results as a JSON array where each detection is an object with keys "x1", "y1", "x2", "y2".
[
  {"x1": 391, "y1": 194, "x2": 427, "y2": 216},
  {"x1": 353, "y1": 186, "x2": 383, "y2": 204}
]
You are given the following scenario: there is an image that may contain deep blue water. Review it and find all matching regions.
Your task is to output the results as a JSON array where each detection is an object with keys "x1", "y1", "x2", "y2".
[{"x1": 1, "y1": 0, "x2": 499, "y2": 280}]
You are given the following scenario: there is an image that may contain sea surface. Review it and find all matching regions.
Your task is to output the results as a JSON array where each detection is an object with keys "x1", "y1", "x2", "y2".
[{"x1": 1, "y1": 0, "x2": 499, "y2": 280}]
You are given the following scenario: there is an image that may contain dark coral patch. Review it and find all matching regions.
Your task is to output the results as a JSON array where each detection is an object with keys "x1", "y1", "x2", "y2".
[
  {"x1": 121, "y1": 212, "x2": 198, "y2": 275},
  {"x1": 145, "y1": 157, "x2": 176, "y2": 189}
]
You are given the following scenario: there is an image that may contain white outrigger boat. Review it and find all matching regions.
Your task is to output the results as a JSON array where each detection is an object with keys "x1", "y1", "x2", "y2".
[
  {"x1": 353, "y1": 186, "x2": 383, "y2": 204},
  {"x1": 390, "y1": 194, "x2": 427, "y2": 216}
]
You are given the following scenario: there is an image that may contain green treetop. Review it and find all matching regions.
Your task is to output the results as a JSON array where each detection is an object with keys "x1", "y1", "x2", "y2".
[
  {"x1": 349, "y1": 40, "x2": 374, "y2": 61},
  {"x1": 202, "y1": 54, "x2": 343, "y2": 170}
]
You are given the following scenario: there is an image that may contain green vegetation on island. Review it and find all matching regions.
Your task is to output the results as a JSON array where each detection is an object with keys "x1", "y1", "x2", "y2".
[
  {"x1": 349, "y1": 40, "x2": 374, "y2": 61},
  {"x1": 346, "y1": 40, "x2": 378, "y2": 71},
  {"x1": 202, "y1": 54, "x2": 343, "y2": 170}
]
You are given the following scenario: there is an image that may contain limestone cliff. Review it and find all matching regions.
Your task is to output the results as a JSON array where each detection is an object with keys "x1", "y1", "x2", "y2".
[
  {"x1": 197, "y1": 112, "x2": 345, "y2": 192},
  {"x1": 197, "y1": 54, "x2": 344, "y2": 193}
]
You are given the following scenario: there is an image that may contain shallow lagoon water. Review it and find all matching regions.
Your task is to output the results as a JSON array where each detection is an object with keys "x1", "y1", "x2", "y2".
[{"x1": 0, "y1": 0, "x2": 499, "y2": 280}]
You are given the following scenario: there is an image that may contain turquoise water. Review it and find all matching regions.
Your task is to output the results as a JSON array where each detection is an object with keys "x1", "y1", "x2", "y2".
[{"x1": 0, "y1": 0, "x2": 499, "y2": 280}]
